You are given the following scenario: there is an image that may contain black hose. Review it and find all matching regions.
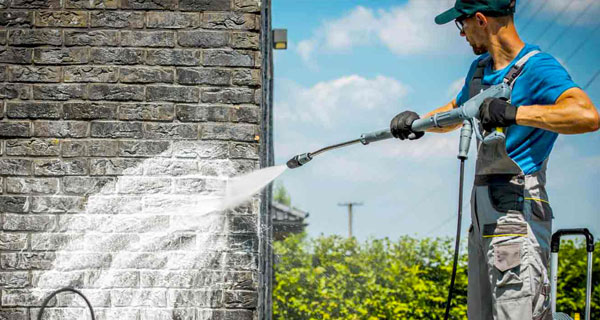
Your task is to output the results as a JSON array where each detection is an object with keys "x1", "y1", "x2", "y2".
[
  {"x1": 443, "y1": 159, "x2": 465, "y2": 320},
  {"x1": 37, "y1": 287, "x2": 95, "y2": 320}
]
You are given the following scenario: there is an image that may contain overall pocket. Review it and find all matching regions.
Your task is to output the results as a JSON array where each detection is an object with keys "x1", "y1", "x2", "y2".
[
  {"x1": 484, "y1": 221, "x2": 531, "y2": 301},
  {"x1": 526, "y1": 198, "x2": 553, "y2": 222},
  {"x1": 487, "y1": 182, "x2": 524, "y2": 213},
  {"x1": 493, "y1": 242, "x2": 523, "y2": 287}
]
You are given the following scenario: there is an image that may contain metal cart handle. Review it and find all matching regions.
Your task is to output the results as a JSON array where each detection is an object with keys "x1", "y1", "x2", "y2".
[
  {"x1": 550, "y1": 228, "x2": 595, "y2": 320},
  {"x1": 551, "y1": 228, "x2": 595, "y2": 253}
]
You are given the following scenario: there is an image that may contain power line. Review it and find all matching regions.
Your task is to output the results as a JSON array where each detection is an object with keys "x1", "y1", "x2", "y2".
[
  {"x1": 516, "y1": 0, "x2": 533, "y2": 17},
  {"x1": 424, "y1": 212, "x2": 458, "y2": 236},
  {"x1": 546, "y1": 0, "x2": 597, "y2": 52},
  {"x1": 564, "y1": 21, "x2": 600, "y2": 64},
  {"x1": 583, "y1": 69, "x2": 600, "y2": 90},
  {"x1": 531, "y1": 0, "x2": 575, "y2": 44},
  {"x1": 519, "y1": 1, "x2": 546, "y2": 34}
]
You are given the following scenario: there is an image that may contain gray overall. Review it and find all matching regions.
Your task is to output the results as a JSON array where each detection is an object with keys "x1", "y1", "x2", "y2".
[{"x1": 467, "y1": 51, "x2": 553, "y2": 320}]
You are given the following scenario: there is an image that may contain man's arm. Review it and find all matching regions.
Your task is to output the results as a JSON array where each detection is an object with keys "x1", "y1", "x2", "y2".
[
  {"x1": 516, "y1": 87, "x2": 599, "y2": 134},
  {"x1": 422, "y1": 99, "x2": 463, "y2": 133},
  {"x1": 390, "y1": 99, "x2": 467, "y2": 139}
]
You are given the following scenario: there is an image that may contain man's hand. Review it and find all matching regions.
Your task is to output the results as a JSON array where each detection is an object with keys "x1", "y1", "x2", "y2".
[
  {"x1": 390, "y1": 111, "x2": 425, "y2": 140},
  {"x1": 479, "y1": 97, "x2": 517, "y2": 132}
]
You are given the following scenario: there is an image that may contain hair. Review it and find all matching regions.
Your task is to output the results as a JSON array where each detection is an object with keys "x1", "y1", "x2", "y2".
[
  {"x1": 494, "y1": 14, "x2": 514, "y2": 26},
  {"x1": 482, "y1": 12, "x2": 513, "y2": 26}
]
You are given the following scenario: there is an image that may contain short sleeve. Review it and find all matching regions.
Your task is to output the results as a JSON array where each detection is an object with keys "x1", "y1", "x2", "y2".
[{"x1": 525, "y1": 53, "x2": 578, "y2": 105}]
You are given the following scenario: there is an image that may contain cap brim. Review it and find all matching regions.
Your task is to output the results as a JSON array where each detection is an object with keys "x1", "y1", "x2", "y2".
[{"x1": 435, "y1": 7, "x2": 462, "y2": 25}]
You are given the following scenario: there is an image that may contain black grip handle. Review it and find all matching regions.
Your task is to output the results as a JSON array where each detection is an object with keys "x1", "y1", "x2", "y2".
[{"x1": 551, "y1": 228, "x2": 595, "y2": 253}]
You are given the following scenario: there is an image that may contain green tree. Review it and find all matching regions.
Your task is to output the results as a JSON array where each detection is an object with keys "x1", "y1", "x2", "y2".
[
  {"x1": 273, "y1": 234, "x2": 467, "y2": 319},
  {"x1": 273, "y1": 181, "x2": 291, "y2": 206},
  {"x1": 554, "y1": 239, "x2": 600, "y2": 319},
  {"x1": 273, "y1": 234, "x2": 599, "y2": 319}
]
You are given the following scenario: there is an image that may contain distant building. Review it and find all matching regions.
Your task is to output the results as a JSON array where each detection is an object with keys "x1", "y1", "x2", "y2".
[{"x1": 271, "y1": 202, "x2": 309, "y2": 240}]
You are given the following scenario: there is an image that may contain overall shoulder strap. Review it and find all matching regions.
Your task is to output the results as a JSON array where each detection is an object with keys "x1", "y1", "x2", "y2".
[
  {"x1": 503, "y1": 50, "x2": 541, "y2": 87},
  {"x1": 468, "y1": 55, "x2": 492, "y2": 99}
]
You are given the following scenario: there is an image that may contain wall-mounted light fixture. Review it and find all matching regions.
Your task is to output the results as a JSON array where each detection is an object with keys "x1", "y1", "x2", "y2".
[{"x1": 272, "y1": 29, "x2": 287, "y2": 50}]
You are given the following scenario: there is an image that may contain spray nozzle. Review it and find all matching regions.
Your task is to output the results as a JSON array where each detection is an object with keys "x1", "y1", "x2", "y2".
[{"x1": 286, "y1": 153, "x2": 312, "y2": 169}]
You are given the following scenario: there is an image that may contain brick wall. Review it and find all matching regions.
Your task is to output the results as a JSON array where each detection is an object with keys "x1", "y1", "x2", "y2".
[{"x1": 0, "y1": 1, "x2": 264, "y2": 319}]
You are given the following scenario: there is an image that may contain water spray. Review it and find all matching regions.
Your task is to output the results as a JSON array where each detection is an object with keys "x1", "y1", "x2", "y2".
[{"x1": 286, "y1": 82, "x2": 510, "y2": 169}]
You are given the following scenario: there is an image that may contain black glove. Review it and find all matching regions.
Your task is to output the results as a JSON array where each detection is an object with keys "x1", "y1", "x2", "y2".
[
  {"x1": 479, "y1": 98, "x2": 517, "y2": 132},
  {"x1": 390, "y1": 111, "x2": 425, "y2": 140}
]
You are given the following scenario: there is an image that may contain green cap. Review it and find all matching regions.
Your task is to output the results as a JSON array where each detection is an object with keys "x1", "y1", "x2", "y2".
[{"x1": 435, "y1": 0, "x2": 516, "y2": 25}]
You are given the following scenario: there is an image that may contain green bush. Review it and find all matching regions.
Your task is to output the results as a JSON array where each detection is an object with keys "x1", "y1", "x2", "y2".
[
  {"x1": 554, "y1": 239, "x2": 600, "y2": 319},
  {"x1": 273, "y1": 234, "x2": 467, "y2": 320},
  {"x1": 273, "y1": 234, "x2": 599, "y2": 319}
]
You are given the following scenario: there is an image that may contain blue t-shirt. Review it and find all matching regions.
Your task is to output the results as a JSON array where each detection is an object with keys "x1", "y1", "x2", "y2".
[{"x1": 456, "y1": 44, "x2": 578, "y2": 174}]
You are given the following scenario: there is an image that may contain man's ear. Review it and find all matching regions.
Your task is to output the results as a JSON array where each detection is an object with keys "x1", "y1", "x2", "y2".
[{"x1": 475, "y1": 12, "x2": 487, "y2": 27}]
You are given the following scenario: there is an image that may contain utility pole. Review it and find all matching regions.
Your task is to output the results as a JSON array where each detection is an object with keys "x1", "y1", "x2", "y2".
[{"x1": 338, "y1": 202, "x2": 362, "y2": 238}]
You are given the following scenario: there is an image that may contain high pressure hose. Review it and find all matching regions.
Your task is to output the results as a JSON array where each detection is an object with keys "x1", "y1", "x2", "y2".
[
  {"x1": 284, "y1": 85, "x2": 504, "y2": 319},
  {"x1": 37, "y1": 287, "x2": 95, "y2": 320},
  {"x1": 443, "y1": 119, "x2": 472, "y2": 320},
  {"x1": 443, "y1": 158, "x2": 465, "y2": 320},
  {"x1": 286, "y1": 82, "x2": 511, "y2": 170}
]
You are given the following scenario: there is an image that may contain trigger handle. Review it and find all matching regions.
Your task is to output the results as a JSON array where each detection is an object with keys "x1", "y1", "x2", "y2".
[{"x1": 482, "y1": 127, "x2": 506, "y2": 144}]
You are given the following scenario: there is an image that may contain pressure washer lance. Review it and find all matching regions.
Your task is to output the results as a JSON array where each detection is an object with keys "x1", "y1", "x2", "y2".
[
  {"x1": 286, "y1": 82, "x2": 512, "y2": 320},
  {"x1": 286, "y1": 81, "x2": 511, "y2": 169}
]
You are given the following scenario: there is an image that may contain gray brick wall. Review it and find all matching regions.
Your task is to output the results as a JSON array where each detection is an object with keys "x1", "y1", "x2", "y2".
[{"x1": 0, "y1": 1, "x2": 264, "y2": 319}]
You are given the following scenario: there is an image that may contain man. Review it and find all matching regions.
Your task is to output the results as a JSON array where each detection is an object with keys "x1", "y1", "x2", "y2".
[{"x1": 389, "y1": 0, "x2": 599, "y2": 319}]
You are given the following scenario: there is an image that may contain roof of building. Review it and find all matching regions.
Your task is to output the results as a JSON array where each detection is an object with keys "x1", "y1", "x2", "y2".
[{"x1": 271, "y1": 201, "x2": 309, "y2": 221}]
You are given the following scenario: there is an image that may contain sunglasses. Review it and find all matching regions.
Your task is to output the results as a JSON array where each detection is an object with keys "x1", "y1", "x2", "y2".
[{"x1": 455, "y1": 15, "x2": 473, "y2": 33}]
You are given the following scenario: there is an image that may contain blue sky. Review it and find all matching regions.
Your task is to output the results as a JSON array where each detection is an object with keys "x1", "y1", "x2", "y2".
[{"x1": 271, "y1": 0, "x2": 600, "y2": 241}]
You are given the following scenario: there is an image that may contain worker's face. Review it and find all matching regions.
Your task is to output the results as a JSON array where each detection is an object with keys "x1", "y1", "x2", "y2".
[{"x1": 459, "y1": 14, "x2": 488, "y2": 55}]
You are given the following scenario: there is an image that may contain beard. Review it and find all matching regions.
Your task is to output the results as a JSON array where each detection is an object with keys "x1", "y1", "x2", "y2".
[
  {"x1": 467, "y1": 37, "x2": 488, "y2": 55},
  {"x1": 471, "y1": 44, "x2": 488, "y2": 55}
]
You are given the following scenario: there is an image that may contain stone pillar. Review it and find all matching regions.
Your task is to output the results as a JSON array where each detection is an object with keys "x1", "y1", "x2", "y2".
[{"x1": 0, "y1": 1, "x2": 264, "y2": 319}]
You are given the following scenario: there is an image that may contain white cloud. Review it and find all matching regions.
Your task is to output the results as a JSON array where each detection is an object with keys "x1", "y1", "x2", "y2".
[
  {"x1": 296, "y1": 39, "x2": 318, "y2": 68},
  {"x1": 277, "y1": 131, "x2": 461, "y2": 186},
  {"x1": 323, "y1": 6, "x2": 378, "y2": 50},
  {"x1": 295, "y1": 0, "x2": 600, "y2": 65},
  {"x1": 273, "y1": 74, "x2": 468, "y2": 165},
  {"x1": 297, "y1": 39, "x2": 315, "y2": 61},
  {"x1": 375, "y1": 1, "x2": 458, "y2": 55},
  {"x1": 296, "y1": 0, "x2": 462, "y2": 64},
  {"x1": 275, "y1": 75, "x2": 409, "y2": 128}
]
